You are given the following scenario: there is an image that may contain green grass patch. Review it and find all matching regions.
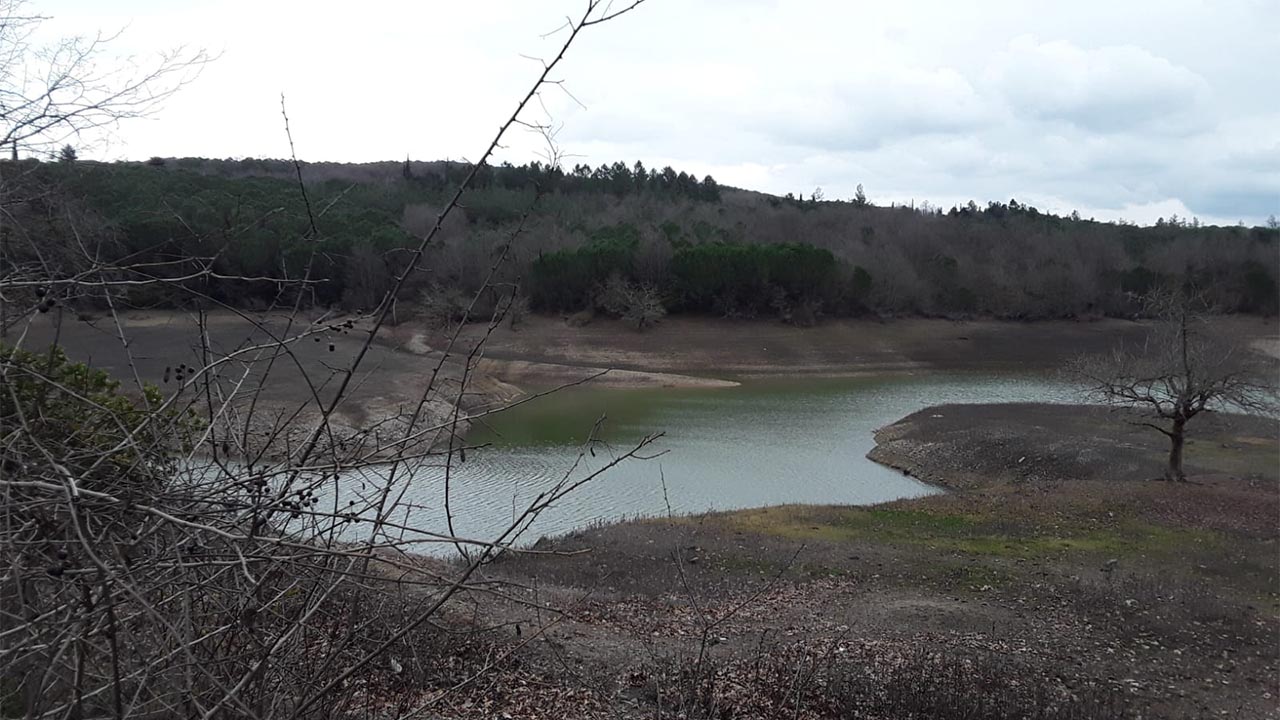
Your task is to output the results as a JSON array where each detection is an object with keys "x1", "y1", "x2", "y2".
[
  {"x1": 863, "y1": 508, "x2": 981, "y2": 531},
  {"x1": 717, "y1": 505, "x2": 1222, "y2": 560},
  {"x1": 1182, "y1": 437, "x2": 1280, "y2": 477}
]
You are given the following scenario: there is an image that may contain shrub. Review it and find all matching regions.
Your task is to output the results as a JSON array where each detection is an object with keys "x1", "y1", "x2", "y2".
[
  {"x1": 1, "y1": 344, "x2": 203, "y2": 714},
  {"x1": 598, "y1": 274, "x2": 667, "y2": 331},
  {"x1": 0, "y1": 344, "x2": 195, "y2": 487}
]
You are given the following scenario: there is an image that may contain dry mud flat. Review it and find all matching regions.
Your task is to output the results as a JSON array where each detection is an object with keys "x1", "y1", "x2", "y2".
[
  {"x1": 457, "y1": 314, "x2": 1277, "y2": 382},
  {"x1": 11, "y1": 309, "x2": 480, "y2": 456},
  {"x1": 24, "y1": 308, "x2": 1278, "y2": 395},
  {"x1": 870, "y1": 402, "x2": 1279, "y2": 490}
]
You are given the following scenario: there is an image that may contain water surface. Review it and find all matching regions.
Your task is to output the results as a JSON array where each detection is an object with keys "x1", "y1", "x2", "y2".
[{"x1": 375, "y1": 372, "x2": 1074, "y2": 549}]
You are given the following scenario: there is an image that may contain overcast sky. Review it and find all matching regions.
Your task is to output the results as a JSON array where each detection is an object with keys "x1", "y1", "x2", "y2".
[{"x1": 37, "y1": 0, "x2": 1280, "y2": 226}]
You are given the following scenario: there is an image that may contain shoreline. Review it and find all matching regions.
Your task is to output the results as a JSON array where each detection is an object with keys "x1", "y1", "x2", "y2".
[
  {"x1": 866, "y1": 401, "x2": 1280, "y2": 491},
  {"x1": 19, "y1": 309, "x2": 1278, "y2": 448},
  {"x1": 449, "y1": 313, "x2": 1276, "y2": 390},
  {"x1": 484, "y1": 400, "x2": 1278, "y2": 718}
]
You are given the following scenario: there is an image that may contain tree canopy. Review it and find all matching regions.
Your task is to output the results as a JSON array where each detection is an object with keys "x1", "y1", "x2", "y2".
[{"x1": 1, "y1": 156, "x2": 1275, "y2": 327}]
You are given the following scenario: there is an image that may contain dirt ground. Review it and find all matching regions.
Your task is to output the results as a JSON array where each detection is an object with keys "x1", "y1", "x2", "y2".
[
  {"x1": 18, "y1": 308, "x2": 1277, "y2": 395},
  {"x1": 427, "y1": 404, "x2": 1280, "y2": 719},
  {"x1": 446, "y1": 313, "x2": 1278, "y2": 388},
  {"x1": 6, "y1": 308, "x2": 487, "y2": 456},
  {"x1": 870, "y1": 402, "x2": 1279, "y2": 491}
]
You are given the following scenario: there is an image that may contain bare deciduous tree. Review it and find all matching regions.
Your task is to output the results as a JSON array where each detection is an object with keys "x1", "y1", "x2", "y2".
[
  {"x1": 0, "y1": 0, "x2": 210, "y2": 157},
  {"x1": 599, "y1": 273, "x2": 666, "y2": 331},
  {"x1": 0, "y1": 1, "x2": 653, "y2": 717},
  {"x1": 1068, "y1": 291, "x2": 1277, "y2": 481}
]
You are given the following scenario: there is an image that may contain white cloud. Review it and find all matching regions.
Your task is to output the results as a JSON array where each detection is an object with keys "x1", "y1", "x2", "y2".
[
  {"x1": 754, "y1": 67, "x2": 991, "y2": 151},
  {"x1": 29, "y1": 0, "x2": 1280, "y2": 226},
  {"x1": 986, "y1": 36, "x2": 1213, "y2": 135}
]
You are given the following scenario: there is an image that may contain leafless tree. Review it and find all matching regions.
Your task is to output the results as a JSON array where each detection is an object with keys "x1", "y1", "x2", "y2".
[
  {"x1": 0, "y1": 0, "x2": 210, "y2": 157},
  {"x1": 1068, "y1": 290, "x2": 1277, "y2": 481},
  {"x1": 599, "y1": 273, "x2": 666, "y2": 330},
  {"x1": 0, "y1": 2, "x2": 653, "y2": 717},
  {"x1": 0, "y1": 0, "x2": 210, "y2": 334}
]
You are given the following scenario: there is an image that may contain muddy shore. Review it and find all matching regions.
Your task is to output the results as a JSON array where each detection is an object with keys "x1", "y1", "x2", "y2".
[
  {"x1": 20, "y1": 308, "x2": 1277, "y2": 395},
  {"x1": 447, "y1": 313, "x2": 1277, "y2": 388},
  {"x1": 868, "y1": 402, "x2": 1280, "y2": 490},
  {"x1": 469, "y1": 401, "x2": 1278, "y2": 718}
]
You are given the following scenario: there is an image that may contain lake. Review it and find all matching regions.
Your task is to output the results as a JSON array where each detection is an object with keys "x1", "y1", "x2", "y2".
[{"x1": 354, "y1": 371, "x2": 1075, "y2": 551}]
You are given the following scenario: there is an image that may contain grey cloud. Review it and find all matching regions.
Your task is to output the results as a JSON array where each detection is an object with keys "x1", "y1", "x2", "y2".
[
  {"x1": 1185, "y1": 190, "x2": 1278, "y2": 221},
  {"x1": 752, "y1": 68, "x2": 990, "y2": 151},
  {"x1": 81, "y1": 0, "x2": 1279, "y2": 226},
  {"x1": 986, "y1": 36, "x2": 1214, "y2": 135}
]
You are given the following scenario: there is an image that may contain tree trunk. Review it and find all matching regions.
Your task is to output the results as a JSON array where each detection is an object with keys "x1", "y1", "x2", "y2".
[{"x1": 1165, "y1": 417, "x2": 1187, "y2": 481}]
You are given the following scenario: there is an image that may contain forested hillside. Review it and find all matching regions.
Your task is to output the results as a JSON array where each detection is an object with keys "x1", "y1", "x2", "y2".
[{"x1": 5, "y1": 156, "x2": 1276, "y2": 325}]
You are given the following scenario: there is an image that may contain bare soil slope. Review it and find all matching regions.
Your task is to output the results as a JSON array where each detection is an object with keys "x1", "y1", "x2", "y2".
[
  {"x1": 10, "y1": 309, "x2": 489, "y2": 454},
  {"x1": 456, "y1": 314, "x2": 1277, "y2": 384}
]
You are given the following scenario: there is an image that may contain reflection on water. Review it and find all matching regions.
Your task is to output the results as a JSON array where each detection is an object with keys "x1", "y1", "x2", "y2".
[{"x1": 345, "y1": 372, "x2": 1075, "y2": 552}]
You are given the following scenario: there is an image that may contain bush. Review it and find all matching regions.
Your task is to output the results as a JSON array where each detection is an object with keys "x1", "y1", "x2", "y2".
[
  {"x1": 1, "y1": 344, "x2": 203, "y2": 714},
  {"x1": 419, "y1": 285, "x2": 470, "y2": 328},
  {"x1": 0, "y1": 344, "x2": 195, "y2": 488},
  {"x1": 598, "y1": 274, "x2": 667, "y2": 331}
]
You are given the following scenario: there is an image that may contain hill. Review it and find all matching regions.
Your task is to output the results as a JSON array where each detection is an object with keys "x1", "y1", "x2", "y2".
[{"x1": 2, "y1": 157, "x2": 1276, "y2": 323}]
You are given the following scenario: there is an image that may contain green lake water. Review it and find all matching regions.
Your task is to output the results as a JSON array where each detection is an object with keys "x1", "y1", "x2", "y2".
[{"x1": 384, "y1": 371, "x2": 1076, "y2": 549}]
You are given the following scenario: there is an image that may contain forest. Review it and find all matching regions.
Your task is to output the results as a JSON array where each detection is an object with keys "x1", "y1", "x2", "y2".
[{"x1": 4, "y1": 155, "x2": 1276, "y2": 327}]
